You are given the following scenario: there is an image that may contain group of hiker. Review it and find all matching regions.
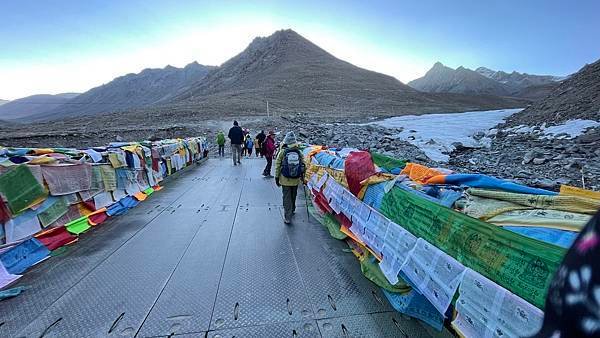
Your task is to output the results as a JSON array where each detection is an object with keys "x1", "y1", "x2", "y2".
[
  {"x1": 215, "y1": 127, "x2": 268, "y2": 159},
  {"x1": 217, "y1": 120, "x2": 305, "y2": 224}
]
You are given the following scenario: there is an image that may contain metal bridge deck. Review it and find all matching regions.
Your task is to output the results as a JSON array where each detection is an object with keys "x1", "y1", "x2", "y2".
[{"x1": 0, "y1": 158, "x2": 449, "y2": 338}]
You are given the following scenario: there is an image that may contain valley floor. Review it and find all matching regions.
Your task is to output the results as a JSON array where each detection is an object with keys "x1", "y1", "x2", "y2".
[{"x1": 1, "y1": 108, "x2": 598, "y2": 191}]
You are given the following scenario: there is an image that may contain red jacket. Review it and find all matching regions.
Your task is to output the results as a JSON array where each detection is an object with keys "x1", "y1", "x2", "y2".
[{"x1": 264, "y1": 136, "x2": 276, "y2": 157}]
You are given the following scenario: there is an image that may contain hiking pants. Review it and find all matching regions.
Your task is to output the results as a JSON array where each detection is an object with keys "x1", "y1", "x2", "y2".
[
  {"x1": 232, "y1": 144, "x2": 242, "y2": 164},
  {"x1": 282, "y1": 185, "x2": 298, "y2": 221},
  {"x1": 263, "y1": 155, "x2": 273, "y2": 175},
  {"x1": 218, "y1": 145, "x2": 225, "y2": 157}
]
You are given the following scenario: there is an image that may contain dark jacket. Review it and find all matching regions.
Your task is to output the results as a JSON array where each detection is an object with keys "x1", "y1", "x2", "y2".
[
  {"x1": 228, "y1": 126, "x2": 244, "y2": 144},
  {"x1": 256, "y1": 132, "x2": 266, "y2": 145}
]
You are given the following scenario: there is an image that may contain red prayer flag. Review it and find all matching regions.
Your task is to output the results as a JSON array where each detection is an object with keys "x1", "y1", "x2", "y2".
[
  {"x1": 88, "y1": 211, "x2": 108, "y2": 226},
  {"x1": 0, "y1": 198, "x2": 11, "y2": 223},
  {"x1": 35, "y1": 226, "x2": 77, "y2": 251}
]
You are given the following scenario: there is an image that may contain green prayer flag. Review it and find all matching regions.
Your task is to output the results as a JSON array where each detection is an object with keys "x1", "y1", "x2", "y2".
[
  {"x1": 370, "y1": 152, "x2": 407, "y2": 171},
  {"x1": 379, "y1": 185, "x2": 566, "y2": 309},
  {"x1": 0, "y1": 165, "x2": 48, "y2": 214},
  {"x1": 99, "y1": 165, "x2": 117, "y2": 191},
  {"x1": 143, "y1": 187, "x2": 154, "y2": 196},
  {"x1": 66, "y1": 216, "x2": 90, "y2": 235},
  {"x1": 90, "y1": 166, "x2": 104, "y2": 190},
  {"x1": 37, "y1": 197, "x2": 69, "y2": 227},
  {"x1": 359, "y1": 252, "x2": 411, "y2": 294},
  {"x1": 322, "y1": 213, "x2": 348, "y2": 240}
]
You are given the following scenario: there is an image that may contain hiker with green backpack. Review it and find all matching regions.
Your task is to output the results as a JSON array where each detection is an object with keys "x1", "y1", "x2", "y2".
[
  {"x1": 275, "y1": 131, "x2": 305, "y2": 224},
  {"x1": 216, "y1": 131, "x2": 226, "y2": 157}
]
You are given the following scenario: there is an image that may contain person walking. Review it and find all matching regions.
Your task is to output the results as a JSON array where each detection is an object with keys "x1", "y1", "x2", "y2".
[
  {"x1": 275, "y1": 131, "x2": 305, "y2": 224},
  {"x1": 254, "y1": 136, "x2": 261, "y2": 157},
  {"x1": 228, "y1": 121, "x2": 244, "y2": 165},
  {"x1": 262, "y1": 130, "x2": 276, "y2": 177},
  {"x1": 216, "y1": 131, "x2": 226, "y2": 157},
  {"x1": 245, "y1": 135, "x2": 254, "y2": 157},
  {"x1": 256, "y1": 130, "x2": 266, "y2": 157}
]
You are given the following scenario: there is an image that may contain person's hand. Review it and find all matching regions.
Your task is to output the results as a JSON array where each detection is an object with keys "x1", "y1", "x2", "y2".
[{"x1": 275, "y1": 177, "x2": 281, "y2": 187}]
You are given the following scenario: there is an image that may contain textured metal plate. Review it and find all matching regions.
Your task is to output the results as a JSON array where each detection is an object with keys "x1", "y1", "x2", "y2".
[
  {"x1": 207, "y1": 320, "x2": 320, "y2": 338},
  {"x1": 170, "y1": 332, "x2": 206, "y2": 338},
  {"x1": 318, "y1": 312, "x2": 434, "y2": 338},
  {"x1": 238, "y1": 174, "x2": 280, "y2": 207},
  {"x1": 284, "y1": 203, "x2": 393, "y2": 320},
  {"x1": 136, "y1": 188, "x2": 240, "y2": 336},
  {"x1": 210, "y1": 206, "x2": 314, "y2": 330},
  {"x1": 17, "y1": 206, "x2": 211, "y2": 337}
]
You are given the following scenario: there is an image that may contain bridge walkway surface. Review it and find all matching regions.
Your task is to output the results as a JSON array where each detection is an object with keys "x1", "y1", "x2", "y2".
[{"x1": 0, "y1": 158, "x2": 449, "y2": 337}]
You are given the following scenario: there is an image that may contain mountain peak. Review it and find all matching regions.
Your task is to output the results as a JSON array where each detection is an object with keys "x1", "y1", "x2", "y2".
[
  {"x1": 475, "y1": 66, "x2": 494, "y2": 72},
  {"x1": 272, "y1": 28, "x2": 302, "y2": 39},
  {"x1": 247, "y1": 28, "x2": 313, "y2": 52}
]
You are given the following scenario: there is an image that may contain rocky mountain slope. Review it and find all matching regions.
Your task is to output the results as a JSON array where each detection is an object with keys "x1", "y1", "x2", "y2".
[
  {"x1": 0, "y1": 93, "x2": 79, "y2": 120},
  {"x1": 506, "y1": 58, "x2": 600, "y2": 126},
  {"x1": 164, "y1": 30, "x2": 525, "y2": 117},
  {"x1": 409, "y1": 63, "x2": 562, "y2": 99},
  {"x1": 28, "y1": 62, "x2": 214, "y2": 121}
]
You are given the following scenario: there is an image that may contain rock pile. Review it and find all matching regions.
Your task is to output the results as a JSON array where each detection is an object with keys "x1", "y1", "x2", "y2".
[{"x1": 450, "y1": 125, "x2": 600, "y2": 191}]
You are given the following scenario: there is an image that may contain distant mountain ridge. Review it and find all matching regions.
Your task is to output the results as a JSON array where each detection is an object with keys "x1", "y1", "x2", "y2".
[
  {"x1": 23, "y1": 29, "x2": 528, "y2": 122},
  {"x1": 0, "y1": 99, "x2": 9, "y2": 106},
  {"x1": 0, "y1": 93, "x2": 80, "y2": 121},
  {"x1": 507, "y1": 58, "x2": 600, "y2": 126},
  {"x1": 409, "y1": 62, "x2": 563, "y2": 99},
  {"x1": 475, "y1": 67, "x2": 564, "y2": 91},
  {"x1": 27, "y1": 62, "x2": 215, "y2": 121},
  {"x1": 165, "y1": 29, "x2": 525, "y2": 116},
  {"x1": 407, "y1": 62, "x2": 510, "y2": 96}
]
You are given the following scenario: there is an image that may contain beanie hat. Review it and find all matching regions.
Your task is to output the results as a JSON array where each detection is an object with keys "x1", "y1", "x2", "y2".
[{"x1": 283, "y1": 131, "x2": 297, "y2": 145}]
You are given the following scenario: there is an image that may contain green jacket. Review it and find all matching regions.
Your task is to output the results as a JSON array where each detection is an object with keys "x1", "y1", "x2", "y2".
[
  {"x1": 275, "y1": 144, "x2": 305, "y2": 186},
  {"x1": 216, "y1": 132, "x2": 225, "y2": 146}
]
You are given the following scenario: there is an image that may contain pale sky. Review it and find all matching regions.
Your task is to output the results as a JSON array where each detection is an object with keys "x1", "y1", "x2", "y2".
[{"x1": 1, "y1": 0, "x2": 599, "y2": 100}]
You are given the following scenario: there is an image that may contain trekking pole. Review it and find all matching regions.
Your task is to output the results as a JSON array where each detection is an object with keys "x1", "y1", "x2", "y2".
[{"x1": 303, "y1": 182, "x2": 310, "y2": 220}]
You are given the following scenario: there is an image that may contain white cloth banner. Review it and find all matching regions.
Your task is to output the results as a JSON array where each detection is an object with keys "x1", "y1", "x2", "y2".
[
  {"x1": 111, "y1": 189, "x2": 128, "y2": 201},
  {"x1": 349, "y1": 217, "x2": 367, "y2": 244},
  {"x1": 93, "y1": 191, "x2": 115, "y2": 209},
  {"x1": 0, "y1": 260, "x2": 21, "y2": 289},
  {"x1": 379, "y1": 221, "x2": 417, "y2": 284},
  {"x1": 452, "y1": 269, "x2": 544, "y2": 338},
  {"x1": 401, "y1": 238, "x2": 466, "y2": 316},
  {"x1": 362, "y1": 210, "x2": 389, "y2": 254},
  {"x1": 4, "y1": 210, "x2": 42, "y2": 243},
  {"x1": 315, "y1": 172, "x2": 329, "y2": 190}
]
